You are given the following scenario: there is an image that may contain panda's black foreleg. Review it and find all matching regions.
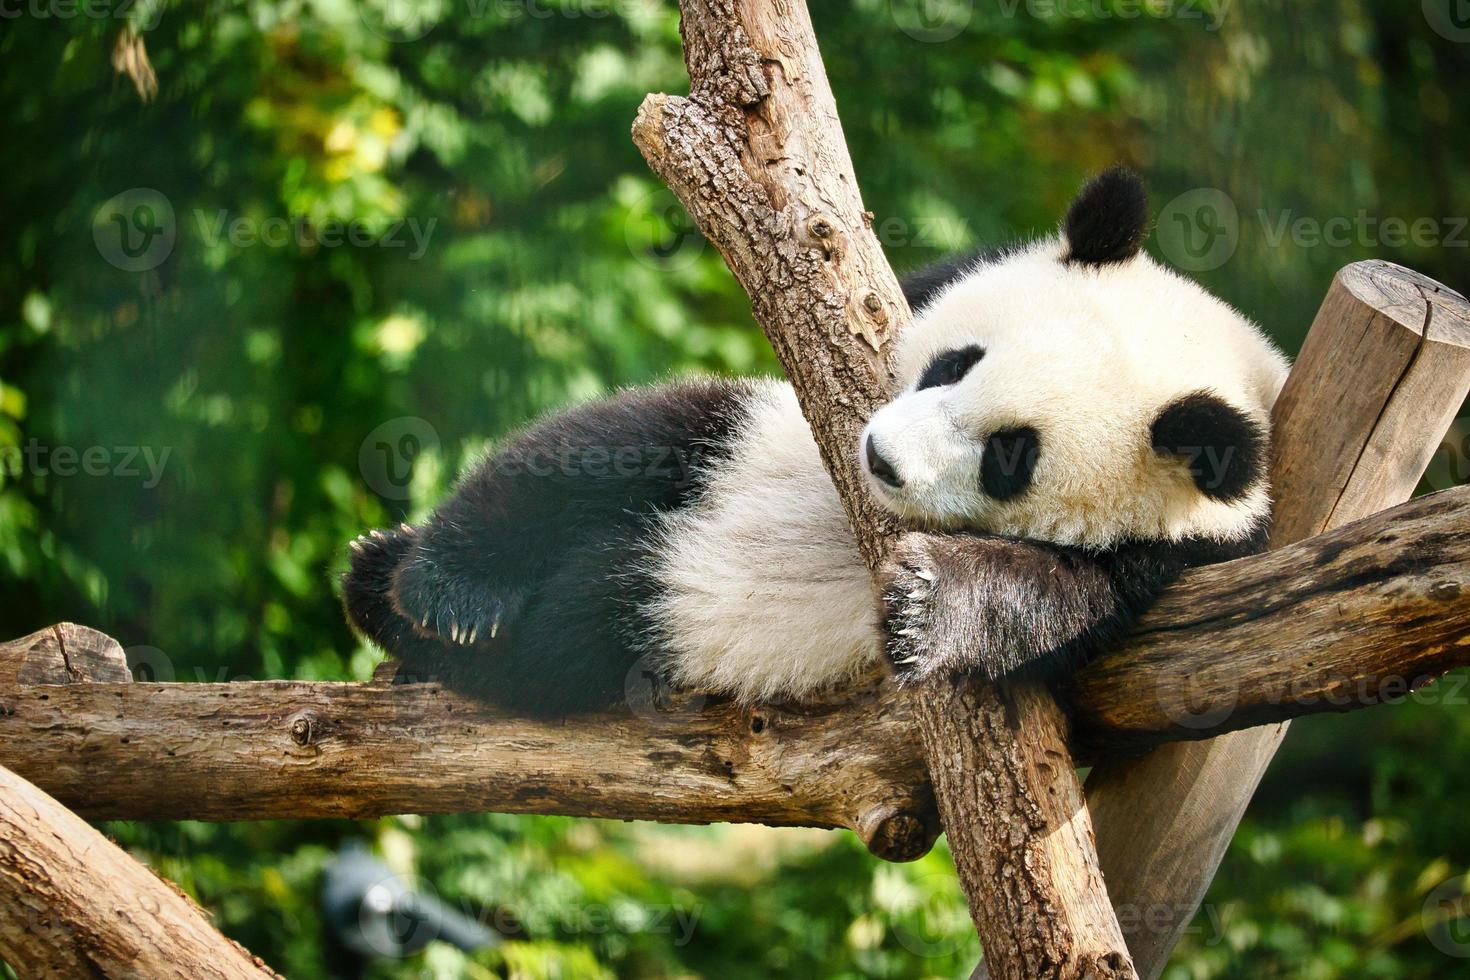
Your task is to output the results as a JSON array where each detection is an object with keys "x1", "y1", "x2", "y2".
[{"x1": 878, "y1": 532, "x2": 1175, "y2": 685}]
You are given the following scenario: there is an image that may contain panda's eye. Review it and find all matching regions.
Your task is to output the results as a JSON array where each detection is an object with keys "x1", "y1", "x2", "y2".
[{"x1": 916, "y1": 345, "x2": 985, "y2": 391}]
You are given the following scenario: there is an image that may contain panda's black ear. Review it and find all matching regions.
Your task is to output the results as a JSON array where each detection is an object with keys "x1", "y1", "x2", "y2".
[
  {"x1": 1063, "y1": 167, "x2": 1149, "y2": 266},
  {"x1": 1151, "y1": 392, "x2": 1266, "y2": 502}
]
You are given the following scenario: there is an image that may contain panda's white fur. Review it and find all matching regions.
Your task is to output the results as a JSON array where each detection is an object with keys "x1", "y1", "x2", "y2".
[
  {"x1": 640, "y1": 380, "x2": 878, "y2": 703},
  {"x1": 641, "y1": 236, "x2": 1287, "y2": 704}
]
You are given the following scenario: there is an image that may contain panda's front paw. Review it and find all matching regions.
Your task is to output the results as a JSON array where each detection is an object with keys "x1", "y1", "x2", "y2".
[{"x1": 879, "y1": 534, "x2": 954, "y2": 685}]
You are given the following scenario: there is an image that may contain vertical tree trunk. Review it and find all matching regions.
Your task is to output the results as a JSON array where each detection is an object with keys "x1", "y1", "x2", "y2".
[{"x1": 634, "y1": 2, "x2": 1136, "y2": 975}]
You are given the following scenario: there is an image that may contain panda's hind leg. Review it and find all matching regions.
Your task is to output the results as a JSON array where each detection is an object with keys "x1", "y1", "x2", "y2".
[
  {"x1": 389, "y1": 530, "x2": 527, "y2": 649},
  {"x1": 342, "y1": 524, "x2": 421, "y2": 654},
  {"x1": 418, "y1": 527, "x2": 651, "y2": 716}
]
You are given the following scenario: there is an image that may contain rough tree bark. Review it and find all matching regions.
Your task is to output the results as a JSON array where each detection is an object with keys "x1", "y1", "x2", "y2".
[
  {"x1": 1076, "y1": 260, "x2": 1470, "y2": 980},
  {"x1": 631, "y1": 2, "x2": 1135, "y2": 975},
  {"x1": 2, "y1": 483, "x2": 1468, "y2": 837},
  {"x1": 0, "y1": 760, "x2": 277, "y2": 978}
]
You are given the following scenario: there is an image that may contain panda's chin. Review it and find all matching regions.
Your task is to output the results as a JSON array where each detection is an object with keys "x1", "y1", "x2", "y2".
[{"x1": 865, "y1": 475, "x2": 981, "y2": 532}]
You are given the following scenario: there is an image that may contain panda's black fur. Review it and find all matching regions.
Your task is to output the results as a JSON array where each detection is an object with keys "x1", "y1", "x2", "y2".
[{"x1": 343, "y1": 169, "x2": 1278, "y2": 717}]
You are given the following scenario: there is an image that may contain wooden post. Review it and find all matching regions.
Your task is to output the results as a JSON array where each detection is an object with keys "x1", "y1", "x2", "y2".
[
  {"x1": 1078, "y1": 261, "x2": 1470, "y2": 980},
  {"x1": 0, "y1": 625, "x2": 278, "y2": 975}
]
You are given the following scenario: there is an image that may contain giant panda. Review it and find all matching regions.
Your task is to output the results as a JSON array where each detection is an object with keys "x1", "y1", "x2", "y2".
[{"x1": 342, "y1": 169, "x2": 1289, "y2": 716}]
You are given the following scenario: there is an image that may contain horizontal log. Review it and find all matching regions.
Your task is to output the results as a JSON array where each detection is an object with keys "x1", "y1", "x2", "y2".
[
  {"x1": 0, "y1": 487, "x2": 1465, "y2": 857},
  {"x1": 0, "y1": 624, "x2": 939, "y2": 862},
  {"x1": 1066, "y1": 486, "x2": 1470, "y2": 753}
]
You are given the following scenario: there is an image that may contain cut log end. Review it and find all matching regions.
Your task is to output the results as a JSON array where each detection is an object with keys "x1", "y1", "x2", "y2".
[
  {"x1": 0, "y1": 623, "x2": 130, "y2": 686},
  {"x1": 856, "y1": 803, "x2": 939, "y2": 863}
]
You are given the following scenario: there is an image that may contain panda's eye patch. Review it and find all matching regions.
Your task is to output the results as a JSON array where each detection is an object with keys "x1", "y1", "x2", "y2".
[{"x1": 916, "y1": 345, "x2": 985, "y2": 391}]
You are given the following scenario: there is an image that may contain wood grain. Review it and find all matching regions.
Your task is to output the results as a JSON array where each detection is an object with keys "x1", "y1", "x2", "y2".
[
  {"x1": 0, "y1": 761, "x2": 278, "y2": 978},
  {"x1": 1070, "y1": 487, "x2": 1470, "y2": 746},
  {"x1": 1077, "y1": 260, "x2": 1470, "y2": 980}
]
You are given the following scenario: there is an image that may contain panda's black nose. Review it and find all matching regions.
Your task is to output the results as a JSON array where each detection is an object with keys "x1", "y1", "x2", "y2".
[{"x1": 864, "y1": 435, "x2": 903, "y2": 488}]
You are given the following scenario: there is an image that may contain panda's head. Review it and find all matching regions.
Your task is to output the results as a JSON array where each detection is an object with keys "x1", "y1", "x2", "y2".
[{"x1": 861, "y1": 169, "x2": 1289, "y2": 549}]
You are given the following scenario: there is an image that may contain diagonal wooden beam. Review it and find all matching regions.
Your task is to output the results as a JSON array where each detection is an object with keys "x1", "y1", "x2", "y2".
[{"x1": 0, "y1": 759, "x2": 278, "y2": 977}]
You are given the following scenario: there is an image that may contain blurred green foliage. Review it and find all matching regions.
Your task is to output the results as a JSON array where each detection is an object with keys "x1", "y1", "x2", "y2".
[{"x1": 1, "y1": 0, "x2": 1468, "y2": 977}]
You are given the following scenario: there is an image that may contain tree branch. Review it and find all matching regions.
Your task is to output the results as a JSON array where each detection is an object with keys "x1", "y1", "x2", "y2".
[
  {"x1": 1069, "y1": 486, "x2": 1470, "y2": 752},
  {"x1": 2, "y1": 487, "x2": 1465, "y2": 858}
]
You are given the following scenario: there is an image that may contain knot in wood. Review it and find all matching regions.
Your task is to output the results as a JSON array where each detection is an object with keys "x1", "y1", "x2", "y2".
[
  {"x1": 1430, "y1": 581, "x2": 1461, "y2": 602},
  {"x1": 288, "y1": 714, "x2": 316, "y2": 747}
]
